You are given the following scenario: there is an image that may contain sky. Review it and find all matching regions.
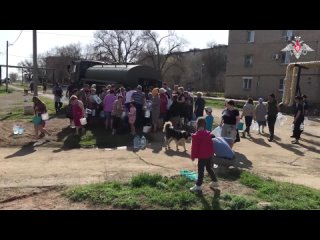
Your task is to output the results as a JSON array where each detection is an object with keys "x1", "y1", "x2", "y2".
[{"x1": 0, "y1": 30, "x2": 229, "y2": 76}]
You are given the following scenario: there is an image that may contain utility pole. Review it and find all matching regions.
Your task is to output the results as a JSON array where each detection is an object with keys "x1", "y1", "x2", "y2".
[
  {"x1": 33, "y1": 30, "x2": 38, "y2": 96},
  {"x1": 6, "y1": 41, "x2": 9, "y2": 93}
]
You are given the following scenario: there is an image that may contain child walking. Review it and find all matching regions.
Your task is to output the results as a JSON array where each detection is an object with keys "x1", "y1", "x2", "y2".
[
  {"x1": 128, "y1": 100, "x2": 136, "y2": 135},
  {"x1": 204, "y1": 107, "x2": 214, "y2": 132},
  {"x1": 190, "y1": 117, "x2": 219, "y2": 192}
]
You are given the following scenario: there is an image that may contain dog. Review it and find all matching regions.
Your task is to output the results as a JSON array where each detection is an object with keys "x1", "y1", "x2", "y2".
[{"x1": 163, "y1": 121, "x2": 192, "y2": 151}]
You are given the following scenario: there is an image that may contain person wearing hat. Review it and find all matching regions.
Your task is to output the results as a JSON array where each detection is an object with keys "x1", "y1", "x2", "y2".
[
  {"x1": 204, "y1": 107, "x2": 214, "y2": 132},
  {"x1": 291, "y1": 95, "x2": 304, "y2": 144},
  {"x1": 254, "y1": 98, "x2": 267, "y2": 134}
]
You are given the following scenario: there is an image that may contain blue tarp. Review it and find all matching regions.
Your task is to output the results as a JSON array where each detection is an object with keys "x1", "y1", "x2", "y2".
[{"x1": 212, "y1": 137, "x2": 235, "y2": 160}]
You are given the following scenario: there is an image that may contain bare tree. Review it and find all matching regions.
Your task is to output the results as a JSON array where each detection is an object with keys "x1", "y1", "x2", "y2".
[
  {"x1": 139, "y1": 30, "x2": 186, "y2": 80},
  {"x1": 9, "y1": 72, "x2": 18, "y2": 82},
  {"x1": 48, "y1": 43, "x2": 82, "y2": 59},
  {"x1": 206, "y1": 40, "x2": 217, "y2": 48},
  {"x1": 93, "y1": 30, "x2": 144, "y2": 64},
  {"x1": 201, "y1": 46, "x2": 227, "y2": 91},
  {"x1": 82, "y1": 44, "x2": 97, "y2": 60},
  {"x1": 18, "y1": 55, "x2": 46, "y2": 82}
]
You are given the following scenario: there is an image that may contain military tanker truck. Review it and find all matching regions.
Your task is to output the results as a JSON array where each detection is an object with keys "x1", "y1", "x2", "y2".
[{"x1": 69, "y1": 60, "x2": 162, "y2": 92}]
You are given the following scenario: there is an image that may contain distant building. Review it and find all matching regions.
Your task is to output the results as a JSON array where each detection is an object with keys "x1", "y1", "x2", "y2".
[
  {"x1": 139, "y1": 45, "x2": 227, "y2": 91},
  {"x1": 45, "y1": 56, "x2": 73, "y2": 84},
  {"x1": 225, "y1": 30, "x2": 320, "y2": 103}
]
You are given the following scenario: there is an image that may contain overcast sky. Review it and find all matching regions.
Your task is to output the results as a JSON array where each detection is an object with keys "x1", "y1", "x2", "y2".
[{"x1": 0, "y1": 30, "x2": 228, "y2": 75}]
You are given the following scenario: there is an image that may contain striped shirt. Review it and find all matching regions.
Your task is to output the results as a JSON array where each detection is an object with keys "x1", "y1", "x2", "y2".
[{"x1": 131, "y1": 90, "x2": 145, "y2": 105}]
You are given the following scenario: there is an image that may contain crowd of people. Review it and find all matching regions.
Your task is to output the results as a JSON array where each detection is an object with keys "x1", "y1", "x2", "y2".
[
  {"x1": 63, "y1": 82, "x2": 209, "y2": 136},
  {"x1": 30, "y1": 79, "x2": 309, "y2": 148}
]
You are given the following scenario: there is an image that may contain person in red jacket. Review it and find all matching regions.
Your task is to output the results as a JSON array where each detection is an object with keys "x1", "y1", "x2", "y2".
[{"x1": 190, "y1": 117, "x2": 219, "y2": 192}]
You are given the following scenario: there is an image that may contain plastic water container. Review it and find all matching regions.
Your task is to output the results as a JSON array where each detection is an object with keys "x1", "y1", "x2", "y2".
[
  {"x1": 144, "y1": 110, "x2": 150, "y2": 118},
  {"x1": 80, "y1": 118, "x2": 87, "y2": 125},
  {"x1": 133, "y1": 135, "x2": 140, "y2": 150},
  {"x1": 13, "y1": 124, "x2": 19, "y2": 135},
  {"x1": 140, "y1": 136, "x2": 147, "y2": 149},
  {"x1": 18, "y1": 126, "x2": 24, "y2": 135},
  {"x1": 41, "y1": 112, "x2": 49, "y2": 121}
]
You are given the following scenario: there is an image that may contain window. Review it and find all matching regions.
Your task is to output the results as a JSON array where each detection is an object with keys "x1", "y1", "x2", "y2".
[
  {"x1": 279, "y1": 78, "x2": 284, "y2": 91},
  {"x1": 244, "y1": 55, "x2": 253, "y2": 67},
  {"x1": 247, "y1": 31, "x2": 255, "y2": 43},
  {"x1": 280, "y1": 52, "x2": 290, "y2": 64},
  {"x1": 242, "y1": 77, "x2": 252, "y2": 90}
]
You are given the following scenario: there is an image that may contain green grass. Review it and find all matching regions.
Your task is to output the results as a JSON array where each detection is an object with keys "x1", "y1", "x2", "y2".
[
  {"x1": 239, "y1": 171, "x2": 320, "y2": 210},
  {"x1": 79, "y1": 130, "x2": 96, "y2": 147},
  {"x1": 204, "y1": 92, "x2": 225, "y2": 98},
  {"x1": 64, "y1": 171, "x2": 320, "y2": 210},
  {"x1": 60, "y1": 128, "x2": 134, "y2": 149},
  {"x1": 205, "y1": 98, "x2": 244, "y2": 109},
  {"x1": 0, "y1": 96, "x2": 55, "y2": 121},
  {"x1": 0, "y1": 85, "x2": 13, "y2": 94},
  {"x1": 65, "y1": 173, "x2": 199, "y2": 210}
]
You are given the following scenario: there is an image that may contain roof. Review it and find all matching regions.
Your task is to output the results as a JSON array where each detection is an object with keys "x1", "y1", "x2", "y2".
[{"x1": 84, "y1": 64, "x2": 161, "y2": 86}]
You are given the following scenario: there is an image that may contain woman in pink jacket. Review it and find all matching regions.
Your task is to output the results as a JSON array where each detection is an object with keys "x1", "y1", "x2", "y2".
[{"x1": 190, "y1": 117, "x2": 219, "y2": 192}]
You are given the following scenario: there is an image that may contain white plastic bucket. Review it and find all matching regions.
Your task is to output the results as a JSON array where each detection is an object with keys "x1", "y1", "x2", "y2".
[
  {"x1": 143, "y1": 125, "x2": 151, "y2": 133},
  {"x1": 41, "y1": 112, "x2": 49, "y2": 121},
  {"x1": 80, "y1": 118, "x2": 87, "y2": 125}
]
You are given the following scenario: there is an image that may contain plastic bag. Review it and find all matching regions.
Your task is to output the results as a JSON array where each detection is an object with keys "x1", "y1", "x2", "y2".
[
  {"x1": 212, "y1": 126, "x2": 222, "y2": 137},
  {"x1": 180, "y1": 170, "x2": 198, "y2": 181},
  {"x1": 237, "y1": 122, "x2": 244, "y2": 131},
  {"x1": 121, "y1": 111, "x2": 127, "y2": 119},
  {"x1": 250, "y1": 121, "x2": 259, "y2": 131},
  {"x1": 276, "y1": 112, "x2": 287, "y2": 127},
  {"x1": 304, "y1": 117, "x2": 310, "y2": 126},
  {"x1": 32, "y1": 115, "x2": 42, "y2": 125}
]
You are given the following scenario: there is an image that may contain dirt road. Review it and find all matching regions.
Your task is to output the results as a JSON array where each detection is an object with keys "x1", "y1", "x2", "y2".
[
  {"x1": 1, "y1": 114, "x2": 320, "y2": 190},
  {"x1": 1, "y1": 86, "x2": 320, "y2": 209}
]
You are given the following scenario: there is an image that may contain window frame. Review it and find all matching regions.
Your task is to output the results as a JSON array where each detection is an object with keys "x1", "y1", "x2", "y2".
[
  {"x1": 247, "y1": 31, "x2": 255, "y2": 43},
  {"x1": 242, "y1": 77, "x2": 253, "y2": 90},
  {"x1": 244, "y1": 54, "x2": 253, "y2": 67}
]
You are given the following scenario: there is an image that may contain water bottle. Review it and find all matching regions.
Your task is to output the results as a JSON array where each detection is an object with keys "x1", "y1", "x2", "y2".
[
  {"x1": 18, "y1": 125, "x2": 24, "y2": 135},
  {"x1": 133, "y1": 135, "x2": 140, "y2": 150},
  {"x1": 140, "y1": 136, "x2": 147, "y2": 149},
  {"x1": 13, "y1": 124, "x2": 19, "y2": 135}
]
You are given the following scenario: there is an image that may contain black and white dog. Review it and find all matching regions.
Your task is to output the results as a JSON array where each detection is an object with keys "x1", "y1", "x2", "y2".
[{"x1": 163, "y1": 121, "x2": 192, "y2": 151}]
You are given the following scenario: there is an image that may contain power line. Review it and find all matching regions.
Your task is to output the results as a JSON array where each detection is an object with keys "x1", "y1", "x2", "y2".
[
  {"x1": 10, "y1": 30, "x2": 23, "y2": 45},
  {"x1": 7, "y1": 54, "x2": 47, "y2": 61},
  {"x1": 24, "y1": 30, "x2": 94, "y2": 38}
]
